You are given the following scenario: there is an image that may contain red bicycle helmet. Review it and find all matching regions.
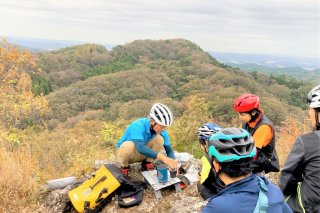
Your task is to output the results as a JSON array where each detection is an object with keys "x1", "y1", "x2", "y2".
[{"x1": 234, "y1": 94, "x2": 260, "y2": 113}]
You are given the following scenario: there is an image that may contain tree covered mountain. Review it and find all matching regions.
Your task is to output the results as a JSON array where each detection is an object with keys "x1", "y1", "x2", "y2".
[{"x1": 31, "y1": 39, "x2": 312, "y2": 129}]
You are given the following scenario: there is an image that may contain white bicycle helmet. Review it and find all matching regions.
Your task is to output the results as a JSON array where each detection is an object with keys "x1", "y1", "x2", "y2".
[
  {"x1": 197, "y1": 123, "x2": 222, "y2": 141},
  {"x1": 307, "y1": 84, "x2": 320, "y2": 108},
  {"x1": 150, "y1": 103, "x2": 173, "y2": 126}
]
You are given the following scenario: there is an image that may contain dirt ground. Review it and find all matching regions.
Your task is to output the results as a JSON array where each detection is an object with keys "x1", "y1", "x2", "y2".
[{"x1": 42, "y1": 159, "x2": 281, "y2": 213}]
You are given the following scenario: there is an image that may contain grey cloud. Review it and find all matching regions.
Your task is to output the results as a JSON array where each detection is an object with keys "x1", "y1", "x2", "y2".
[{"x1": 0, "y1": 0, "x2": 318, "y2": 57}]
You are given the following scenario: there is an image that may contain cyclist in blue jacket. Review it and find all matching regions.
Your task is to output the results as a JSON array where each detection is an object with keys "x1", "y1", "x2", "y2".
[
  {"x1": 202, "y1": 127, "x2": 292, "y2": 213},
  {"x1": 116, "y1": 103, "x2": 178, "y2": 176}
]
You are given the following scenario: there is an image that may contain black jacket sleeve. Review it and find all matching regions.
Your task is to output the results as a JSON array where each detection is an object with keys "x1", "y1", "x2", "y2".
[{"x1": 279, "y1": 137, "x2": 305, "y2": 195}]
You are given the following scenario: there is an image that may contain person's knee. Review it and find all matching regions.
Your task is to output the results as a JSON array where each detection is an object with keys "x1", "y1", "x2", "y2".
[
  {"x1": 154, "y1": 135, "x2": 164, "y2": 146},
  {"x1": 159, "y1": 135, "x2": 164, "y2": 145},
  {"x1": 148, "y1": 135, "x2": 164, "y2": 151},
  {"x1": 120, "y1": 140, "x2": 135, "y2": 150},
  {"x1": 118, "y1": 141, "x2": 135, "y2": 159}
]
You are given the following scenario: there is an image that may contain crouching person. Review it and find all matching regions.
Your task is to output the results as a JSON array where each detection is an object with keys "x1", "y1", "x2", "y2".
[
  {"x1": 202, "y1": 127, "x2": 292, "y2": 213},
  {"x1": 116, "y1": 103, "x2": 179, "y2": 176}
]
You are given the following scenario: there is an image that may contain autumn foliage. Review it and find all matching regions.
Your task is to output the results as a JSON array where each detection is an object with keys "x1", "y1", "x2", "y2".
[
  {"x1": 0, "y1": 39, "x2": 48, "y2": 211},
  {"x1": 276, "y1": 116, "x2": 306, "y2": 167},
  {"x1": 0, "y1": 39, "x2": 48, "y2": 130}
]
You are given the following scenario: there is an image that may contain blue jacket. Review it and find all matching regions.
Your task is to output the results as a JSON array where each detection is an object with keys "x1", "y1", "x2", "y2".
[
  {"x1": 202, "y1": 174, "x2": 292, "y2": 213},
  {"x1": 116, "y1": 118, "x2": 174, "y2": 159}
]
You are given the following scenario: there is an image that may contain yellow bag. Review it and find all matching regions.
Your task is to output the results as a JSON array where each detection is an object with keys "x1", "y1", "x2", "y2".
[{"x1": 68, "y1": 165, "x2": 121, "y2": 212}]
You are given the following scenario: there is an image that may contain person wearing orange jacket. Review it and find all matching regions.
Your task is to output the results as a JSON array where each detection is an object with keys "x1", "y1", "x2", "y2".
[{"x1": 233, "y1": 94, "x2": 279, "y2": 174}]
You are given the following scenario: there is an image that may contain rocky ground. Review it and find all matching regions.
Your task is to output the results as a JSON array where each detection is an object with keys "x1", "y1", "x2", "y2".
[
  {"x1": 41, "y1": 158, "x2": 280, "y2": 213},
  {"x1": 41, "y1": 158, "x2": 207, "y2": 213},
  {"x1": 42, "y1": 180, "x2": 206, "y2": 213}
]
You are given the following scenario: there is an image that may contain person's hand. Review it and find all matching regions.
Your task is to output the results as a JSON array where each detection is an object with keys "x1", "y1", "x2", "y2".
[
  {"x1": 163, "y1": 157, "x2": 179, "y2": 170},
  {"x1": 157, "y1": 153, "x2": 179, "y2": 170}
]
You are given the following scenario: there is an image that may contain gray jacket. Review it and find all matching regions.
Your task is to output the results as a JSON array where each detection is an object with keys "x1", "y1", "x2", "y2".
[{"x1": 279, "y1": 131, "x2": 320, "y2": 213}]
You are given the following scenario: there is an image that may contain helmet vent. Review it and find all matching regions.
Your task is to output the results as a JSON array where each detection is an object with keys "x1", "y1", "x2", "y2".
[
  {"x1": 208, "y1": 127, "x2": 256, "y2": 162},
  {"x1": 232, "y1": 138, "x2": 240, "y2": 143},
  {"x1": 219, "y1": 139, "x2": 228, "y2": 143},
  {"x1": 219, "y1": 149, "x2": 230, "y2": 155}
]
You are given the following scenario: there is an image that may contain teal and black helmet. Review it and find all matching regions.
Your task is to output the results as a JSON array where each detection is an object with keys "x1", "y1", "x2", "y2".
[{"x1": 208, "y1": 127, "x2": 256, "y2": 162}]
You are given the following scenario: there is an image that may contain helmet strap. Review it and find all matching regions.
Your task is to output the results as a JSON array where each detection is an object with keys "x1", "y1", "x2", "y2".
[
  {"x1": 249, "y1": 109, "x2": 260, "y2": 123},
  {"x1": 315, "y1": 108, "x2": 320, "y2": 130},
  {"x1": 199, "y1": 139, "x2": 207, "y2": 146},
  {"x1": 210, "y1": 158, "x2": 225, "y2": 189},
  {"x1": 201, "y1": 144, "x2": 208, "y2": 154},
  {"x1": 150, "y1": 119, "x2": 157, "y2": 133}
]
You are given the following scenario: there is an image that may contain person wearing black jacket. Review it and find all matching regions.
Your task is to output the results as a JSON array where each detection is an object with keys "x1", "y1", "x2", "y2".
[
  {"x1": 233, "y1": 94, "x2": 280, "y2": 174},
  {"x1": 279, "y1": 84, "x2": 320, "y2": 213}
]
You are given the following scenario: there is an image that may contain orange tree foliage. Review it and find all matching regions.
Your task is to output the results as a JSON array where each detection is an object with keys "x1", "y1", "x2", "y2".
[
  {"x1": 0, "y1": 39, "x2": 49, "y2": 212},
  {"x1": 0, "y1": 39, "x2": 48, "y2": 129}
]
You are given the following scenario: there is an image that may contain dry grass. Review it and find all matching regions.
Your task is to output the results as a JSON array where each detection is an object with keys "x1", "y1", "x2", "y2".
[
  {"x1": 27, "y1": 120, "x2": 117, "y2": 179},
  {"x1": 0, "y1": 120, "x2": 117, "y2": 212},
  {"x1": 266, "y1": 116, "x2": 309, "y2": 185},
  {"x1": 0, "y1": 115, "x2": 311, "y2": 211},
  {"x1": 0, "y1": 147, "x2": 40, "y2": 212},
  {"x1": 276, "y1": 117, "x2": 307, "y2": 168}
]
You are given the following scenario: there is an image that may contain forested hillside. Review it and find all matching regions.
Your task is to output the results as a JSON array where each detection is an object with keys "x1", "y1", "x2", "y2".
[
  {"x1": 35, "y1": 39, "x2": 312, "y2": 130},
  {"x1": 34, "y1": 44, "x2": 112, "y2": 89},
  {"x1": 0, "y1": 38, "x2": 315, "y2": 211}
]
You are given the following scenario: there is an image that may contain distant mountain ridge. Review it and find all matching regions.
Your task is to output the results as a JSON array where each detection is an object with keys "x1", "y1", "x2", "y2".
[
  {"x1": 3, "y1": 35, "x2": 318, "y2": 81},
  {"x1": 1, "y1": 35, "x2": 115, "y2": 52},
  {"x1": 3, "y1": 35, "x2": 318, "y2": 68},
  {"x1": 211, "y1": 52, "x2": 320, "y2": 81},
  {"x1": 222, "y1": 62, "x2": 320, "y2": 81},
  {"x1": 211, "y1": 52, "x2": 320, "y2": 70}
]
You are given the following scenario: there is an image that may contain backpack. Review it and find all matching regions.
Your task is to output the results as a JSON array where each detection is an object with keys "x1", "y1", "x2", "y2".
[
  {"x1": 198, "y1": 154, "x2": 224, "y2": 200},
  {"x1": 253, "y1": 176, "x2": 269, "y2": 213},
  {"x1": 68, "y1": 164, "x2": 122, "y2": 213},
  {"x1": 117, "y1": 180, "x2": 147, "y2": 208}
]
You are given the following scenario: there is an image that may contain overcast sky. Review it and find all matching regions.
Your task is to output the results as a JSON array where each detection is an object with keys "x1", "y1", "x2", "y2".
[{"x1": 0, "y1": 0, "x2": 319, "y2": 58}]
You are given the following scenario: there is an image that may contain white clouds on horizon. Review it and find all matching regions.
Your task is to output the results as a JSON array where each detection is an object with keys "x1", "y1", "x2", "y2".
[{"x1": 0, "y1": 0, "x2": 319, "y2": 58}]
